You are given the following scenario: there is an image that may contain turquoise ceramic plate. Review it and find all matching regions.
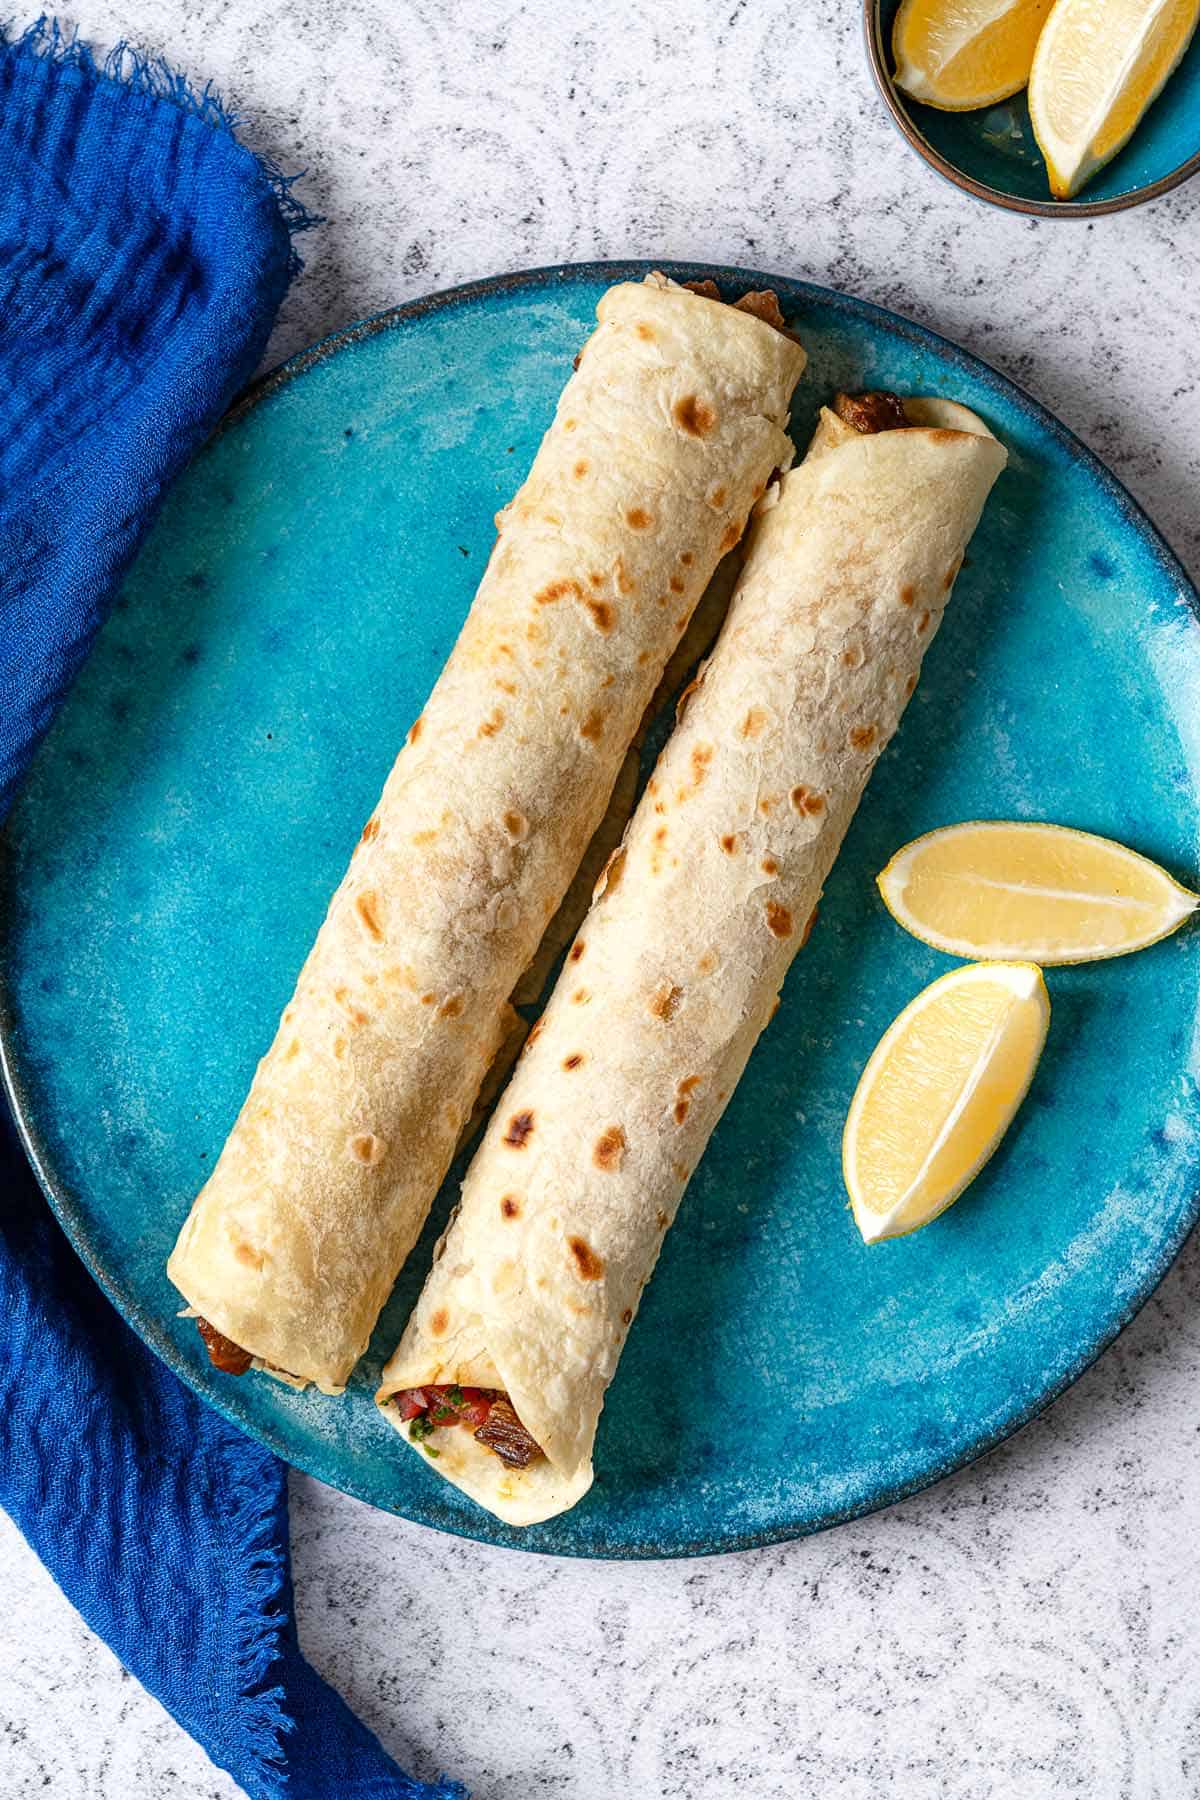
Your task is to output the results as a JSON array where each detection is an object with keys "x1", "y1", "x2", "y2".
[
  {"x1": 868, "y1": 0, "x2": 1200, "y2": 216},
  {"x1": 3, "y1": 262, "x2": 1199, "y2": 1558}
]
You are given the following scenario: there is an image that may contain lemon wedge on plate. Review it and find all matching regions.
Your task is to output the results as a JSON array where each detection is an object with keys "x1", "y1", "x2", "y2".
[
  {"x1": 878, "y1": 821, "x2": 1198, "y2": 964},
  {"x1": 893, "y1": 0, "x2": 1055, "y2": 108},
  {"x1": 1029, "y1": 0, "x2": 1200, "y2": 197},
  {"x1": 844, "y1": 962, "x2": 1050, "y2": 1244}
]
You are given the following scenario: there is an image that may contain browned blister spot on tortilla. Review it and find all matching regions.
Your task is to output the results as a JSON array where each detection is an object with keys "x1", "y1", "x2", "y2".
[
  {"x1": 411, "y1": 826, "x2": 439, "y2": 847},
  {"x1": 563, "y1": 1052, "x2": 584, "y2": 1070},
  {"x1": 653, "y1": 825, "x2": 668, "y2": 845},
  {"x1": 503, "y1": 1110, "x2": 535, "y2": 1148},
  {"x1": 626, "y1": 507, "x2": 653, "y2": 532},
  {"x1": 354, "y1": 892, "x2": 384, "y2": 941},
  {"x1": 333, "y1": 987, "x2": 369, "y2": 1027},
  {"x1": 708, "y1": 485, "x2": 727, "y2": 510},
  {"x1": 408, "y1": 716, "x2": 423, "y2": 744},
  {"x1": 430, "y1": 1307, "x2": 449, "y2": 1337},
  {"x1": 500, "y1": 1194, "x2": 521, "y2": 1219},
  {"x1": 649, "y1": 980, "x2": 682, "y2": 1021},
  {"x1": 842, "y1": 643, "x2": 865, "y2": 669},
  {"x1": 790, "y1": 785, "x2": 825, "y2": 816},
  {"x1": 899, "y1": 584, "x2": 916, "y2": 607},
  {"x1": 588, "y1": 571, "x2": 605, "y2": 590},
  {"x1": 586, "y1": 599, "x2": 615, "y2": 633},
  {"x1": 569, "y1": 1236, "x2": 606, "y2": 1279},
  {"x1": 420, "y1": 992, "x2": 435, "y2": 1006},
  {"x1": 502, "y1": 808, "x2": 529, "y2": 842},
  {"x1": 720, "y1": 832, "x2": 738, "y2": 855},
  {"x1": 572, "y1": 986, "x2": 591, "y2": 1005},
  {"x1": 614, "y1": 557, "x2": 635, "y2": 597},
  {"x1": 283, "y1": 1038, "x2": 302, "y2": 1061},
  {"x1": 580, "y1": 709, "x2": 604, "y2": 742},
  {"x1": 437, "y1": 992, "x2": 465, "y2": 1019},
  {"x1": 680, "y1": 550, "x2": 694, "y2": 567},
  {"x1": 593, "y1": 1125, "x2": 626, "y2": 1171},
  {"x1": 674, "y1": 394, "x2": 716, "y2": 438},
  {"x1": 916, "y1": 610, "x2": 931, "y2": 634},
  {"x1": 536, "y1": 578, "x2": 582, "y2": 605},
  {"x1": 696, "y1": 949, "x2": 717, "y2": 975},
  {"x1": 690, "y1": 743, "x2": 713, "y2": 785},
  {"x1": 235, "y1": 1242, "x2": 266, "y2": 1269},
  {"x1": 635, "y1": 321, "x2": 656, "y2": 341},
  {"x1": 720, "y1": 522, "x2": 741, "y2": 553},
  {"x1": 569, "y1": 940, "x2": 586, "y2": 963},
  {"x1": 761, "y1": 856, "x2": 778, "y2": 875},
  {"x1": 673, "y1": 1098, "x2": 690, "y2": 1125},
  {"x1": 849, "y1": 723, "x2": 878, "y2": 750},
  {"x1": 759, "y1": 796, "x2": 776, "y2": 816},
  {"x1": 678, "y1": 1075, "x2": 701, "y2": 1097},
  {"x1": 360, "y1": 816, "x2": 380, "y2": 844},
  {"x1": 740, "y1": 705, "x2": 768, "y2": 740},
  {"x1": 349, "y1": 1132, "x2": 387, "y2": 1167},
  {"x1": 495, "y1": 676, "x2": 517, "y2": 695},
  {"x1": 766, "y1": 901, "x2": 794, "y2": 938},
  {"x1": 573, "y1": 459, "x2": 589, "y2": 479},
  {"x1": 669, "y1": 574, "x2": 685, "y2": 594},
  {"x1": 622, "y1": 1307, "x2": 633, "y2": 1325},
  {"x1": 333, "y1": 1035, "x2": 348, "y2": 1059}
]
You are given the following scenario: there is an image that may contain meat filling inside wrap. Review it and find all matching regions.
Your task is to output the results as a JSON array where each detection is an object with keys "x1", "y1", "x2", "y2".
[{"x1": 392, "y1": 1385, "x2": 544, "y2": 1469}]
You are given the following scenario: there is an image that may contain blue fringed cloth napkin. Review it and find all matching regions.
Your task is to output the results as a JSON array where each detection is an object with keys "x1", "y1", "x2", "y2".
[{"x1": 0, "y1": 22, "x2": 464, "y2": 1799}]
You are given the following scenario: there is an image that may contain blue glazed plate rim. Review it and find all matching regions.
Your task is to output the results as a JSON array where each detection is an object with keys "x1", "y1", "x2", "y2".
[
  {"x1": 3, "y1": 258, "x2": 1199, "y2": 1559},
  {"x1": 863, "y1": 0, "x2": 1200, "y2": 218}
]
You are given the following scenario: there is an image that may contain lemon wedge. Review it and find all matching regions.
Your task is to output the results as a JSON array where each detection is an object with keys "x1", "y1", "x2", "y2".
[
  {"x1": 1029, "y1": 0, "x2": 1200, "y2": 197},
  {"x1": 893, "y1": 0, "x2": 1055, "y2": 109},
  {"x1": 844, "y1": 963, "x2": 1050, "y2": 1244},
  {"x1": 878, "y1": 821, "x2": 1198, "y2": 964}
]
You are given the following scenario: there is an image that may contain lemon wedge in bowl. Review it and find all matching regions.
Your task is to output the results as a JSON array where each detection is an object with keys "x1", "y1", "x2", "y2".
[
  {"x1": 1029, "y1": 0, "x2": 1200, "y2": 197},
  {"x1": 878, "y1": 821, "x2": 1198, "y2": 964},
  {"x1": 844, "y1": 963, "x2": 1050, "y2": 1245},
  {"x1": 893, "y1": 0, "x2": 1055, "y2": 109}
]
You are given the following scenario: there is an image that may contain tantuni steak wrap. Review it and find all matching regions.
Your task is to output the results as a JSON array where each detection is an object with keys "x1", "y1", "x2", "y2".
[
  {"x1": 376, "y1": 392, "x2": 1007, "y2": 1522},
  {"x1": 167, "y1": 275, "x2": 806, "y2": 1392}
]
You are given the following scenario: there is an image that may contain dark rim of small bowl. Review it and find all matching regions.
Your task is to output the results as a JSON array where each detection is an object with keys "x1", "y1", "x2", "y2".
[{"x1": 865, "y1": 0, "x2": 1200, "y2": 218}]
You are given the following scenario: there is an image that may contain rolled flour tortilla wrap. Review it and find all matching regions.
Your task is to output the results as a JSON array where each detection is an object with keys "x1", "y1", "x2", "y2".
[
  {"x1": 376, "y1": 392, "x2": 1007, "y2": 1523},
  {"x1": 167, "y1": 275, "x2": 805, "y2": 1392}
]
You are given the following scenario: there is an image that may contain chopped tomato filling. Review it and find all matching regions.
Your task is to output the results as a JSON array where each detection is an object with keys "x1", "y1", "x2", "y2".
[
  {"x1": 393, "y1": 1384, "x2": 543, "y2": 1469},
  {"x1": 396, "y1": 1384, "x2": 494, "y2": 1429}
]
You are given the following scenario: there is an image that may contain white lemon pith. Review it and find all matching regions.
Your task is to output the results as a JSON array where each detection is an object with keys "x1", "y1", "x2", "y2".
[
  {"x1": 844, "y1": 963, "x2": 1050, "y2": 1245},
  {"x1": 878, "y1": 820, "x2": 1198, "y2": 964},
  {"x1": 893, "y1": 0, "x2": 1055, "y2": 108},
  {"x1": 1029, "y1": 0, "x2": 1200, "y2": 197}
]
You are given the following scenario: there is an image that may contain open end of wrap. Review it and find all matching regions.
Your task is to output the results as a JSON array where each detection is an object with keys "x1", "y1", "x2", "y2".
[{"x1": 376, "y1": 1377, "x2": 593, "y2": 1527}]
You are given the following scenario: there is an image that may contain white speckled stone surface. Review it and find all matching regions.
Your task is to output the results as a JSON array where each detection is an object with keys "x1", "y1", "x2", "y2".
[{"x1": 4, "y1": 4, "x2": 1200, "y2": 1796}]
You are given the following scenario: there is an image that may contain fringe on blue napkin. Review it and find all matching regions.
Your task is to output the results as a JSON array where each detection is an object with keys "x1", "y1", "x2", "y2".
[{"x1": 0, "y1": 21, "x2": 464, "y2": 1799}]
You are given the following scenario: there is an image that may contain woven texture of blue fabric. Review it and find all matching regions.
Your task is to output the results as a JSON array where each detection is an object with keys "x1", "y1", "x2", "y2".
[{"x1": 0, "y1": 22, "x2": 464, "y2": 1799}]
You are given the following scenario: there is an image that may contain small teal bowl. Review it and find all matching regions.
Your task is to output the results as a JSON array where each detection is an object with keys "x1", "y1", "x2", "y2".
[{"x1": 867, "y1": 0, "x2": 1200, "y2": 216}]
